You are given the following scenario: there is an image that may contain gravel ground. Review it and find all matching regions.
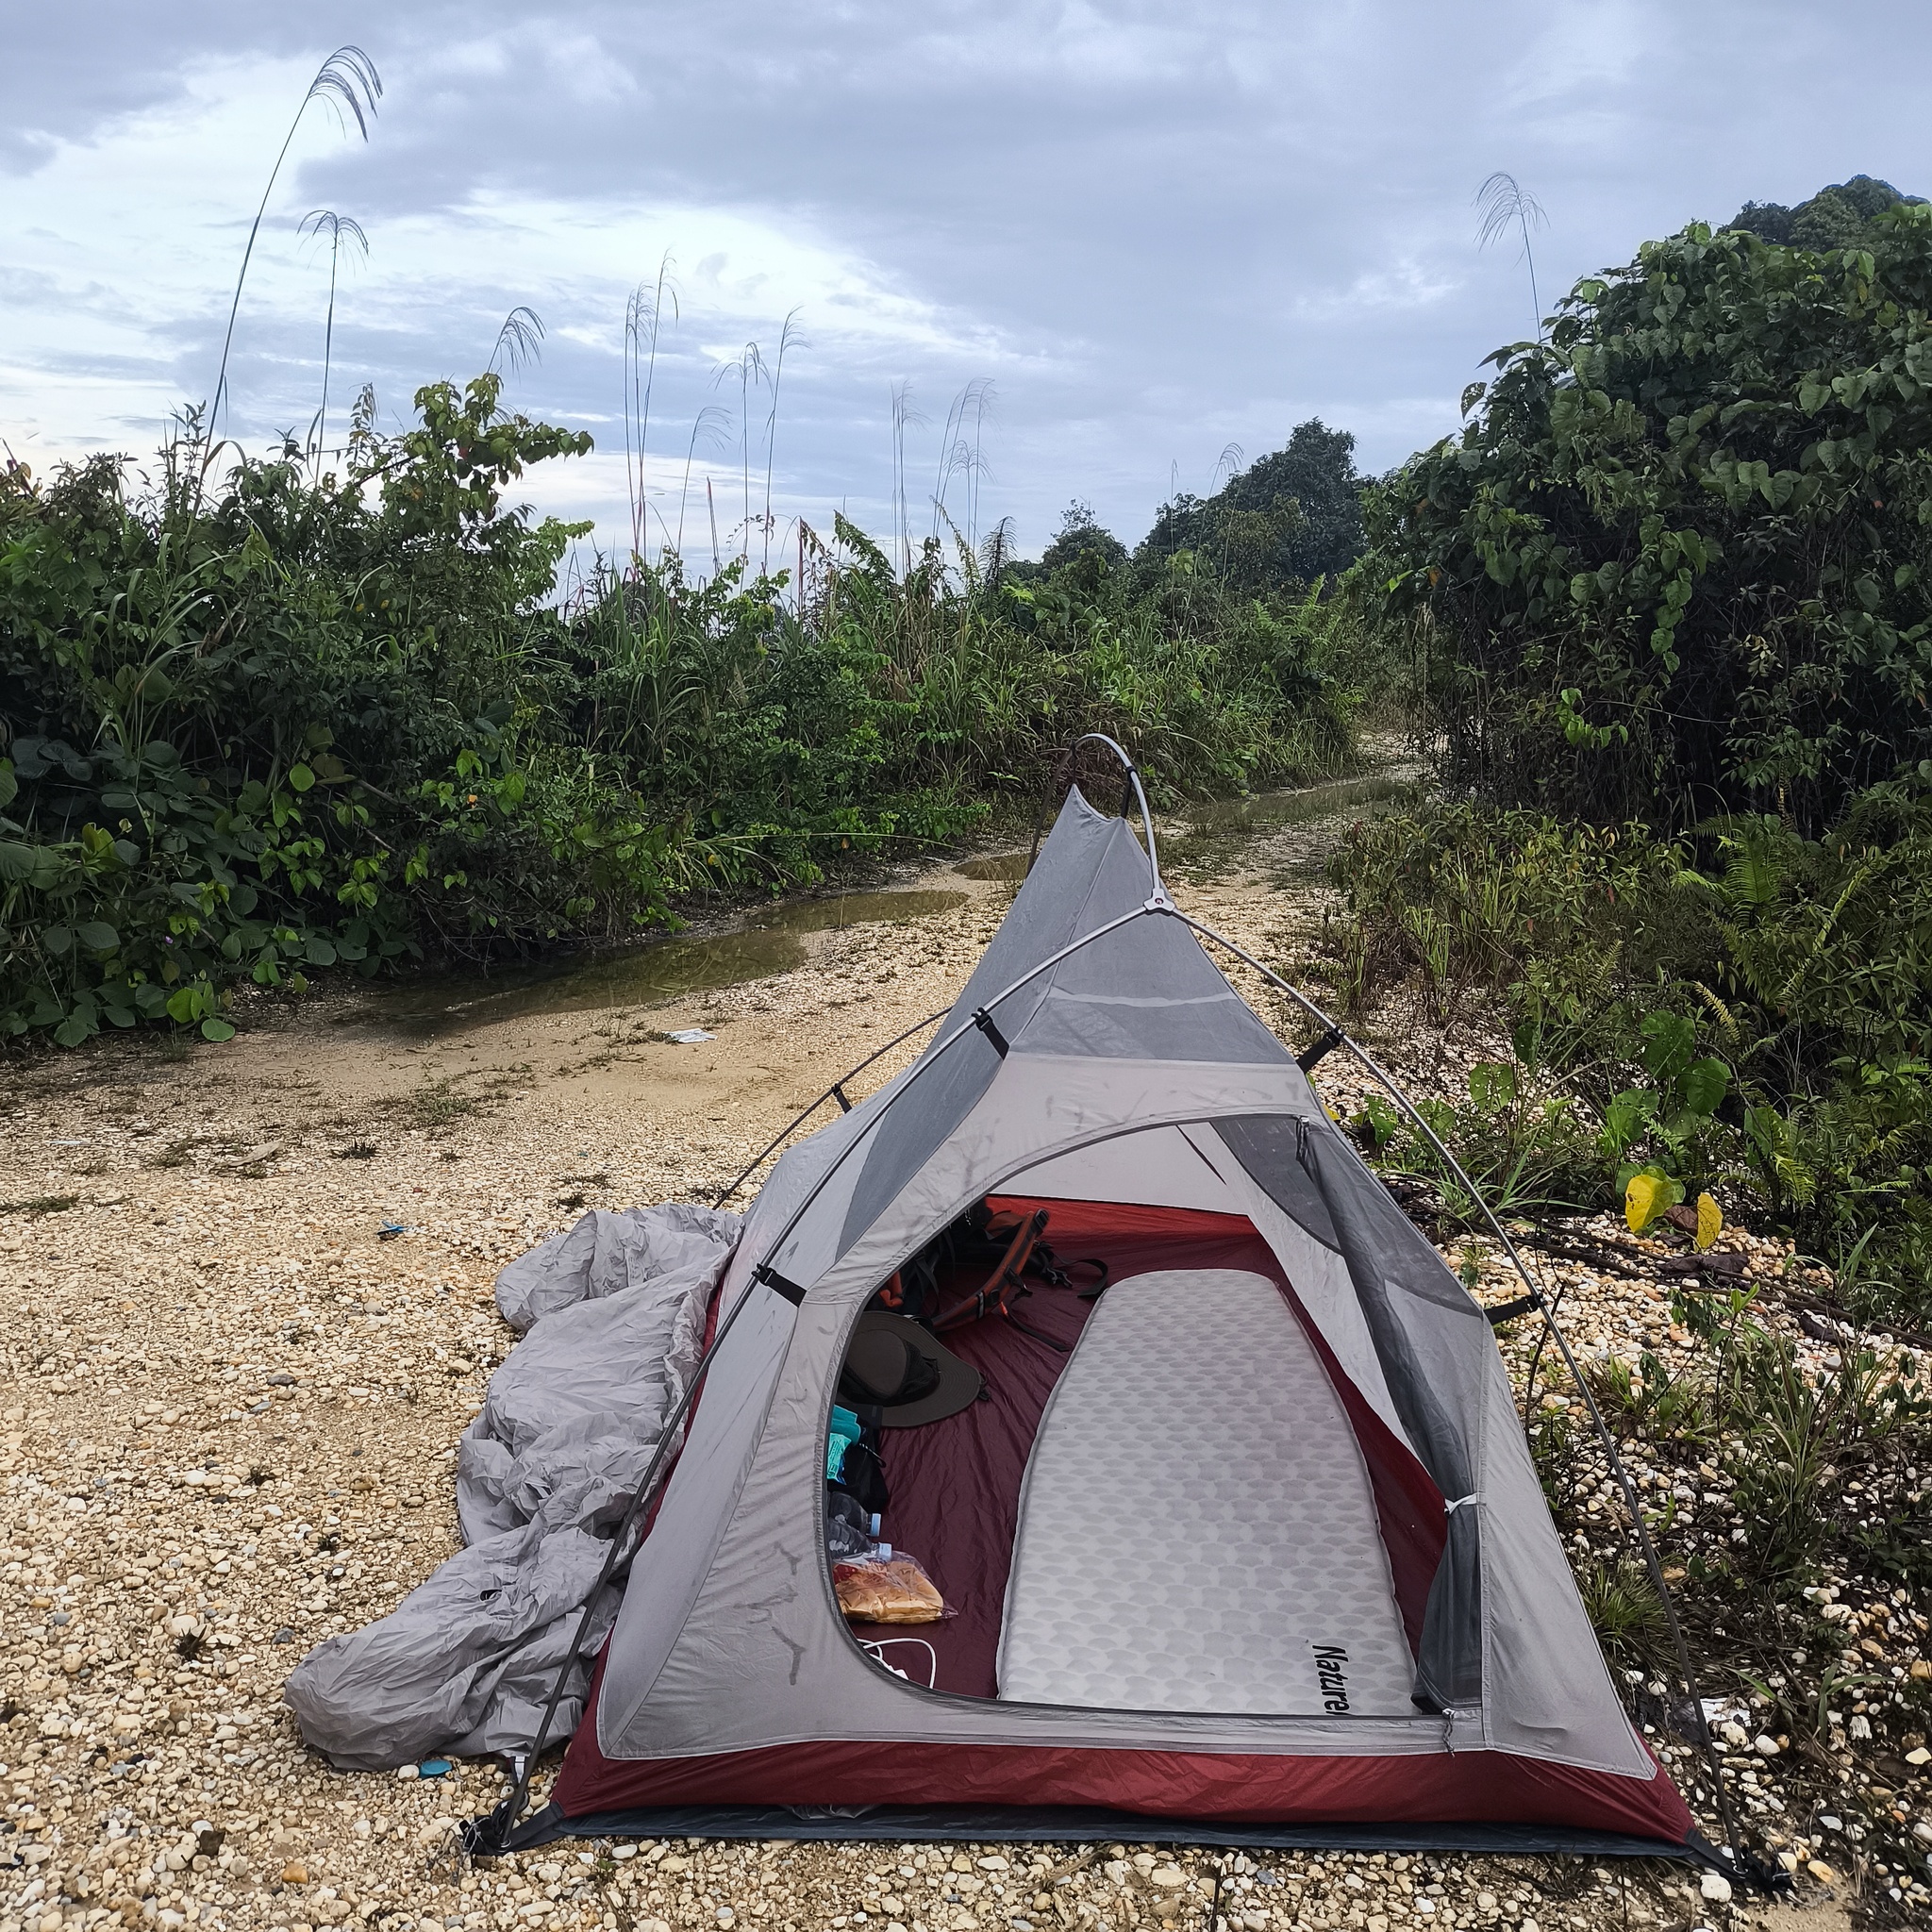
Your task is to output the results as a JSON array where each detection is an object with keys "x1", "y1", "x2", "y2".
[{"x1": 0, "y1": 819, "x2": 1918, "y2": 1932}]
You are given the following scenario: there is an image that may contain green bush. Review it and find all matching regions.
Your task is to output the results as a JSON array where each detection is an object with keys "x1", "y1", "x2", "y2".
[
  {"x1": 1329, "y1": 799, "x2": 1932, "y2": 1324},
  {"x1": 1369, "y1": 202, "x2": 1932, "y2": 831},
  {"x1": 2, "y1": 381, "x2": 1367, "y2": 1049}
]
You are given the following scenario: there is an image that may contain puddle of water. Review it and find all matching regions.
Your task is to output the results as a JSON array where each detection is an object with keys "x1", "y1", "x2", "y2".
[
  {"x1": 352, "y1": 888, "x2": 969, "y2": 1035},
  {"x1": 954, "y1": 852, "x2": 1030, "y2": 882},
  {"x1": 771, "y1": 888, "x2": 970, "y2": 935},
  {"x1": 1177, "y1": 772, "x2": 1409, "y2": 837},
  {"x1": 1164, "y1": 774, "x2": 1412, "y2": 880}
]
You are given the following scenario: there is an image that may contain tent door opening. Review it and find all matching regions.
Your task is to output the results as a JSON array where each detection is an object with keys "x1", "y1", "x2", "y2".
[{"x1": 830, "y1": 1193, "x2": 1440, "y2": 1714}]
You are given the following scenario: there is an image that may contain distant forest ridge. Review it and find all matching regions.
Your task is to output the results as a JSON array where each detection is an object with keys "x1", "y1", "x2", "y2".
[
  {"x1": 1724, "y1": 174, "x2": 1924, "y2": 251},
  {"x1": 1023, "y1": 420, "x2": 1367, "y2": 596},
  {"x1": 1053, "y1": 178, "x2": 1928, "y2": 590}
]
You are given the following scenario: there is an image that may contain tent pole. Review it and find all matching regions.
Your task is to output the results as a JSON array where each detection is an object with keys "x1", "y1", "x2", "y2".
[
  {"x1": 1024, "y1": 733, "x2": 1166, "y2": 898},
  {"x1": 465, "y1": 904, "x2": 1158, "y2": 1856},
  {"x1": 1170, "y1": 908, "x2": 1778, "y2": 1893},
  {"x1": 711, "y1": 1008, "x2": 951, "y2": 1208}
]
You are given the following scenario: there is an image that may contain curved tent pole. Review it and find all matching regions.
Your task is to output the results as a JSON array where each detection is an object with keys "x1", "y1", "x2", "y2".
[
  {"x1": 1024, "y1": 732, "x2": 1167, "y2": 899},
  {"x1": 711, "y1": 1008, "x2": 952, "y2": 1209},
  {"x1": 468, "y1": 902, "x2": 1156, "y2": 1855},
  {"x1": 722, "y1": 733, "x2": 1169, "y2": 1214},
  {"x1": 1168, "y1": 907, "x2": 1771, "y2": 1890},
  {"x1": 469, "y1": 758, "x2": 1770, "y2": 1886}
]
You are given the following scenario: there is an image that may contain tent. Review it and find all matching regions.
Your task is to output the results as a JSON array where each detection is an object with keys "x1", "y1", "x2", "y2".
[{"x1": 487, "y1": 761, "x2": 1711, "y2": 1861}]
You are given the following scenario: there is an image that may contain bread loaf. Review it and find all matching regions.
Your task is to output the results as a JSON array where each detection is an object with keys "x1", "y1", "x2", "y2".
[{"x1": 833, "y1": 1554, "x2": 946, "y2": 1624}]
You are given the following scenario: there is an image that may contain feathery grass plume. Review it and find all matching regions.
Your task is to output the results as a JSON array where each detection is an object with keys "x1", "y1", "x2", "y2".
[
  {"x1": 209, "y1": 47, "x2": 381, "y2": 437},
  {"x1": 890, "y1": 381, "x2": 924, "y2": 576},
  {"x1": 625, "y1": 256, "x2": 678, "y2": 560},
  {"x1": 675, "y1": 404, "x2": 732, "y2": 558},
  {"x1": 1212, "y1": 441, "x2": 1246, "y2": 576},
  {"x1": 964, "y1": 379, "x2": 997, "y2": 548},
  {"x1": 489, "y1": 306, "x2": 545, "y2": 378},
  {"x1": 296, "y1": 210, "x2": 368, "y2": 479},
  {"x1": 979, "y1": 516, "x2": 1016, "y2": 589},
  {"x1": 713, "y1": 343, "x2": 766, "y2": 563},
  {"x1": 760, "y1": 308, "x2": 807, "y2": 573},
  {"x1": 1475, "y1": 171, "x2": 1548, "y2": 343},
  {"x1": 930, "y1": 377, "x2": 995, "y2": 543}
]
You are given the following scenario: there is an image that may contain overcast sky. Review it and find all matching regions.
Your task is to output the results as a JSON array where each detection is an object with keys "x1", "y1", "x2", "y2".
[{"x1": 3, "y1": 1, "x2": 1924, "y2": 565}]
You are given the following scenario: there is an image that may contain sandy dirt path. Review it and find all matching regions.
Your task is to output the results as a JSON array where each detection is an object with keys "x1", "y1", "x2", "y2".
[{"x1": 0, "y1": 797, "x2": 1825, "y2": 1932}]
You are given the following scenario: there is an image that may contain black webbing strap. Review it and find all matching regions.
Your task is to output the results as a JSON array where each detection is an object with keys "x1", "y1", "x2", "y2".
[
  {"x1": 973, "y1": 1008, "x2": 1010, "y2": 1058},
  {"x1": 1297, "y1": 1027, "x2": 1344, "y2": 1073},
  {"x1": 755, "y1": 1264, "x2": 808, "y2": 1306},
  {"x1": 1484, "y1": 1291, "x2": 1543, "y2": 1327},
  {"x1": 831, "y1": 1083, "x2": 852, "y2": 1113}
]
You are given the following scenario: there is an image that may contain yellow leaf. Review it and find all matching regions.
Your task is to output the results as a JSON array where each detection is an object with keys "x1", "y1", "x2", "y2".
[
  {"x1": 1695, "y1": 1191, "x2": 1723, "y2": 1252},
  {"x1": 1625, "y1": 1172, "x2": 1668, "y2": 1233}
]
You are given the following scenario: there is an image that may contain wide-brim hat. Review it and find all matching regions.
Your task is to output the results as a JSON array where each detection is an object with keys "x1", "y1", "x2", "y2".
[{"x1": 839, "y1": 1312, "x2": 983, "y2": 1427}]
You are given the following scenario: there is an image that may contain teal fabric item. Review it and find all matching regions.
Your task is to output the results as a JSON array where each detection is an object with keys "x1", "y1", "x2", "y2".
[{"x1": 826, "y1": 1405, "x2": 861, "y2": 1479}]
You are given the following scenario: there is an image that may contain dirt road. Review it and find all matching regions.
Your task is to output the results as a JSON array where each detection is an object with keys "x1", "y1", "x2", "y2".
[{"x1": 0, "y1": 792, "x2": 1822, "y2": 1932}]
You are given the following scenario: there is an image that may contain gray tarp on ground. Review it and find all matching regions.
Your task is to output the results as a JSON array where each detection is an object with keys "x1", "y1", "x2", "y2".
[{"x1": 283, "y1": 1203, "x2": 740, "y2": 1773}]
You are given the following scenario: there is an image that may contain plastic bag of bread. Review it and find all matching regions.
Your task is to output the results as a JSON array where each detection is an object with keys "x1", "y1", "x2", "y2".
[{"x1": 832, "y1": 1546, "x2": 948, "y2": 1624}]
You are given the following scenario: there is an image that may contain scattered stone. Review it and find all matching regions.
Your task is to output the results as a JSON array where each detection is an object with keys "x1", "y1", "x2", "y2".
[{"x1": 0, "y1": 856, "x2": 1923, "y2": 1929}]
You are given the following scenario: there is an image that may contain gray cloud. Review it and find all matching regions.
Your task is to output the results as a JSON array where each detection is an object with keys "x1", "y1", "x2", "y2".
[{"x1": 3, "y1": 1, "x2": 1924, "y2": 556}]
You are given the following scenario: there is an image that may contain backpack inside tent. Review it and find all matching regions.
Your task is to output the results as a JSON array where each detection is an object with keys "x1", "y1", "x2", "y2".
[{"x1": 495, "y1": 776, "x2": 1703, "y2": 1856}]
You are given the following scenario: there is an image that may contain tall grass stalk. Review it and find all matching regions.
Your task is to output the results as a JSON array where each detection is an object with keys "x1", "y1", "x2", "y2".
[
  {"x1": 965, "y1": 379, "x2": 996, "y2": 548},
  {"x1": 929, "y1": 378, "x2": 994, "y2": 543},
  {"x1": 676, "y1": 405, "x2": 730, "y2": 556},
  {"x1": 1475, "y1": 171, "x2": 1548, "y2": 343},
  {"x1": 489, "y1": 307, "x2": 545, "y2": 377},
  {"x1": 297, "y1": 209, "x2": 367, "y2": 479},
  {"x1": 891, "y1": 381, "x2": 923, "y2": 576},
  {"x1": 624, "y1": 256, "x2": 677, "y2": 559},
  {"x1": 714, "y1": 343, "x2": 766, "y2": 563},
  {"x1": 209, "y1": 47, "x2": 382, "y2": 437},
  {"x1": 760, "y1": 309, "x2": 806, "y2": 573}
]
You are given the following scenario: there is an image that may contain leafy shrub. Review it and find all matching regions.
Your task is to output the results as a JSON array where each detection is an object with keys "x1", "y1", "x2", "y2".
[
  {"x1": 1330, "y1": 798, "x2": 1932, "y2": 1323},
  {"x1": 2, "y1": 386, "x2": 1368, "y2": 1049},
  {"x1": 1368, "y1": 202, "x2": 1932, "y2": 832}
]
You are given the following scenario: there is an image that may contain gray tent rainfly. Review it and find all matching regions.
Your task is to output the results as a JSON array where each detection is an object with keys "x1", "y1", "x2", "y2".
[{"x1": 296, "y1": 737, "x2": 1773, "y2": 1884}]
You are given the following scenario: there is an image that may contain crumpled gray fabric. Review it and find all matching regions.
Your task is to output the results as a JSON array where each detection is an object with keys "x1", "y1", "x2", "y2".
[
  {"x1": 284, "y1": 1202, "x2": 741, "y2": 1772},
  {"x1": 493, "y1": 1201, "x2": 739, "y2": 1334}
]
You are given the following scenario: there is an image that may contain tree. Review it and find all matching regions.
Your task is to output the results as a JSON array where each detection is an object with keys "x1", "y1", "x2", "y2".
[
  {"x1": 1031, "y1": 500, "x2": 1128, "y2": 583},
  {"x1": 1135, "y1": 421, "x2": 1364, "y2": 595},
  {"x1": 1724, "y1": 175, "x2": 1921, "y2": 252},
  {"x1": 1367, "y1": 202, "x2": 1932, "y2": 831}
]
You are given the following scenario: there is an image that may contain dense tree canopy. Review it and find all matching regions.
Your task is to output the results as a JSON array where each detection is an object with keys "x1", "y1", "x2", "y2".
[
  {"x1": 1370, "y1": 201, "x2": 1932, "y2": 830},
  {"x1": 1726, "y1": 175, "x2": 1922, "y2": 253},
  {"x1": 1136, "y1": 420, "x2": 1365, "y2": 595}
]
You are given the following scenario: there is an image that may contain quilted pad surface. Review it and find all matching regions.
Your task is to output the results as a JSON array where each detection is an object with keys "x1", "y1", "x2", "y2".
[{"x1": 996, "y1": 1268, "x2": 1415, "y2": 1714}]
